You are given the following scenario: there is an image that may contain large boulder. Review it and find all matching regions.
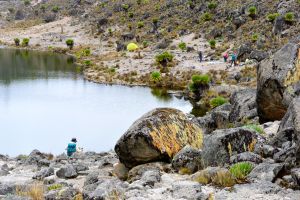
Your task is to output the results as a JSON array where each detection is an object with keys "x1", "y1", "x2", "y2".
[
  {"x1": 115, "y1": 108, "x2": 203, "y2": 168},
  {"x1": 271, "y1": 97, "x2": 300, "y2": 164},
  {"x1": 229, "y1": 89, "x2": 257, "y2": 122},
  {"x1": 257, "y1": 36, "x2": 300, "y2": 122},
  {"x1": 202, "y1": 128, "x2": 259, "y2": 166}
]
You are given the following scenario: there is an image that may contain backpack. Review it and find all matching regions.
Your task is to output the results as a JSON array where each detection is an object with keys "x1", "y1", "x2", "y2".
[{"x1": 67, "y1": 143, "x2": 76, "y2": 155}]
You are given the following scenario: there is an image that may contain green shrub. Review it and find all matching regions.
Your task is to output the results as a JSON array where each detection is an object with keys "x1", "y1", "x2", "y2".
[
  {"x1": 14, "y1": 38, "x2": 20, "y2": 46},
  {"x1": 47, "y1": 184, "x2": 63, "y2": 191},
  {"x1": 201, "y1": 12, "x2": 212, "y2": 21},
  {"x1": 189, "y1": 74, "x2": 211, "y2": 92},
  {"x1": 210, "y1": 96, "x2": 228, "y2": 108},
  {"x1": 178, "y1": 42, "x2": 187, "y2": 51},
  {"x1": 230, "y1": 162, "x2": 253, "y2": 181},
  {"x1": 151, "y1": 71, "x2": 161, "y2": 82},
  {"x1": 21, "y1": 38, "x2": 30, "y2": 46},
  {"x1": 143, "y1": 40, "x2": 149, "y2": 48},
  {"x1": 284, "y1": 12, "x2": 295, "y2": 23},
  {"x1": 122, "y1": 4, "x2": 129, "y2": 11},
  {"x1": 66, "y1": 39, "x2": 74, "y2": 50},
  {"x1": 24, "y1": 0, "x2": 31, "y2": 6},
  {"x1": 248, "y1": 6, "x2": 257, "y2": 17},
  {"x1": 137, "y1": 21, "x2": 144, "y2": 28},
  {"x1": 52, "y1": 6, "x2": 59, "y2": 13},
  {"x1": 208, "y1": 2, "x2": 217, "y2": 10},
  {"x1": 266, "y1": 13, "x2": 279, "y2": 22},
  {"x1": 40, "y1": 4, "x2": 46, "y2": 11},
  {"x1": 243, "y1": 124, "x2": 265, "y2": 134},
  {"x1": 208, "y1": 39, "x2": 216, "y2": 49},
  {"x1": 83, "y1": 60, "x2": 92, "y2": 66},
  {"x1": 152, "y1": 18, "x2": 159, "y2": 24},
  {"x1": 128, "y1": 12, "x2": 134, "y2": 18},
  {"x1": 251, "y1": 33, "x2": 259, "y2": 42},
  {"x1": 155, "y1": 51, "x2": 174, "y2": 66}
]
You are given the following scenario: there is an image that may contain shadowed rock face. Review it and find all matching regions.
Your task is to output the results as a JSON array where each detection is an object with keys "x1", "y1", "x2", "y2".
[
  {"x1": 257, "y1": 36, "x2": 300, "y2": 122},
  {"x1": 115, "y1": 108, "x2": 203, "y2": 168}
]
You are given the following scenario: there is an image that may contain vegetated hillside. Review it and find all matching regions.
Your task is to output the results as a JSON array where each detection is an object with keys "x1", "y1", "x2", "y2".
[{"x1": 3, "y1": 0, "x2": 299, "y2": 54}]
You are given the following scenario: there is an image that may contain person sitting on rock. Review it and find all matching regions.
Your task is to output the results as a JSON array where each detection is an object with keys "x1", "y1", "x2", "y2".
[{"x1": 66, "y1": 138, "x2": 81, "y2": 157}]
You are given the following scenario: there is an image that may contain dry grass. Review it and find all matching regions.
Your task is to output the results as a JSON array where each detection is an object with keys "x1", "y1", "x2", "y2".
[
  {"x1": 16, "y1": 183, "x2": 44, "y2": 200},
  {"x1": 74, "y1": 193, "x2": 84, "y2": 200},
  {"x1": 212, "y1": 170, "x2": 236, "y2": 187}
]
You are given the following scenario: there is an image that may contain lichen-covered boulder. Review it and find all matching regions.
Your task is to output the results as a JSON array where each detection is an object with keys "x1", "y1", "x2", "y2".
[
  {"x1": 257, "y1": 35, "x2": 300, "y2": 122},
  {"x1": 202, "y1": 128, "x2": 259, "y2": 166},
  {"x1": 115, "y1": 108, "x2": 203, "y2": 168}
]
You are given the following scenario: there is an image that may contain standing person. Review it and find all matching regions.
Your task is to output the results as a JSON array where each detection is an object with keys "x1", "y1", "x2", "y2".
[
  {"x1": 223, "y1": 52, "x2": 229, "y2": 62},
  {"x1": 66, "y1": 138, "x2": 81, "y2": 158},
  {"x1": 198, "y1": 51, "x2": 203, "y2": 62},
  {"x1": 231, "y1": 53, "x2": 237, "y2": 67}
]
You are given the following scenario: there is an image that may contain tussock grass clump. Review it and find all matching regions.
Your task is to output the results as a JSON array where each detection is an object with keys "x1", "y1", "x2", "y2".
[
  {"x1": 212, "y1": 170, "x2": 236, "y2": 187},
  {"x1": 209, "y1": 96, "x2": 228, "y2": 108},
  {"x1": 201, "y1": 12, "x2": 213, "y2": 21},
  {"x1": 66, "y1": 39, "x2": 74, "y2": 50},
  {"x1": 284, "y1": 12, "x2": 295, "y2": 23},
  {"x1": 178, "y1": 42, "x2": 187, "y2": 51},
  {"x1": 21, "y1": 38, "x2": 30, "y2": 47},
  {"x1": 229, "y1": 162, "x2": 253, "y2": 182},
  {"x1": 155, "y1": 51, "x2": 174, "y2": 66},
  {"x1": 151, "y1": 71, "x2": 161, "y2": 82},
  {"x1": 47, "y1": 184, "x2": 63, "y2": 191},
  {"x1": 248, "y1": 6, "x2": 257, "y2": 18},
  {"x1": 266, "y1": 13, "x2": 280, "y2": 22},
  {"x1": 189, "y1": 74, "x2": 211, "y2": 92},
  {"x1": 243, "y1": 124, "x2": 265, "y2": 135},
  {"x1": 14, "y1": 38, "x2": 20, "y2": 46},
  {"x1": 208, "y1": 39, "x2": 216, "y2": 49}
]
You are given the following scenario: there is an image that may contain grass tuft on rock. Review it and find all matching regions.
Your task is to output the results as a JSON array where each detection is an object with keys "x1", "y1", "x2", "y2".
[{"x1": 229, "y1": 162, "x2": 253, "y2": 182}]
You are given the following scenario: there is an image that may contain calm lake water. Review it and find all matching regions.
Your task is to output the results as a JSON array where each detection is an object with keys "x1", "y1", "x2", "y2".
[{"x1": 0, "y1": 48, "x2": 192, "y2": 156}]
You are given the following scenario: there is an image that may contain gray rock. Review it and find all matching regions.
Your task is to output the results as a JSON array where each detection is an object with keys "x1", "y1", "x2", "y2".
[
  {"x1": 249, "y1": 50, "x2": 268, "y2": 62},
  {"x1": 202, "y1": 128, "x2": 259, "y2": 166},
  {"x1": 138, "y1": 170, "x2": 161, "y2": 187},
  {"x1": 115, "y1": 108, "x2": 203, "y2": 168},
  {"x1": 257, "y1": 36, "x2": 300, "y2": 122},
  {"x1": 84, "y1": 171, "x2": 99, "y2": 186},
  {"x1": 113, "y1": 163, "x2": 129, "y2": 181},
  {"x1": 291, "y1": 168, "x2": 300, "y2": 186},
  {"x1": 33, "y1": 167, "x2": 54, "y2": 180},
  {"x1": 171, "y1": 181, "x2": 204, "y2": 200},
  {"x1": 56, "y1": 165, "x2": 78, "y2": 179},
  {"x1": 229, "y1": 89, "x2": 257, "y2": 122},
  {"x1": 0, "y1": 183, "x2": 16, "y2": 195},
  {"x1": 248, "y1": 162, "x2": 284, "y2": 182},
  {"x1": 273, "y1": 16, "x2": 285, "y2": 35},
  {"x1": 83, "y1": 177, "x2": 128, "y2": 200},
  {"x1": 2, "y1": 195, "x2": 30, "y2": 200},
  {"x1": 172, "y1": 145, "x2": 202, "y2": 173},
  {"x1": 127, "y1": 162, "x2": 167, "y2": 183},
  {"x1": 15, "y1": 10, "x2": 24, "y2": 20},
  {"x1": 25, "y1": 150, "x2": 48, "y2": 165},
  {"x1": 230, "y1": 152, "x2": 263, "y2": 164}
]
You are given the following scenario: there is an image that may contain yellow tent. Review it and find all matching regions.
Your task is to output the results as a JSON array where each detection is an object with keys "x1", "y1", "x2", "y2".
[{"x1": 127, "y1": 43, "x2": 139, "y2": 51}]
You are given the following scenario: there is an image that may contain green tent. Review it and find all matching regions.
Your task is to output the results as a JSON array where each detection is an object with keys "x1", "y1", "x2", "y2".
[{"x1": 127, "y1": 43, "x2": 139, "y2": 51}]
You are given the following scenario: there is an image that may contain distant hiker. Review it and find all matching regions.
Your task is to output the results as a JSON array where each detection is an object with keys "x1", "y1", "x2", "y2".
[
  {"x1": 223, "y1": 52, "x2": 229, "y2": 62},
  {"x1": 230, "y1": 53, "x2": 237, "y2": 67},
  {"x1": 198, "y1": 51, "x2": 203, "y2": 62},
  {"x1": 66, "y1": 138, "x2": 81, "y2": 157}
]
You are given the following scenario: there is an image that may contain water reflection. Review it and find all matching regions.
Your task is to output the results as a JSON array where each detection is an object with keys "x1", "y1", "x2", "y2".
[{"x1": 0, "y1": 48, "x2": 79, "y2": 84}]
